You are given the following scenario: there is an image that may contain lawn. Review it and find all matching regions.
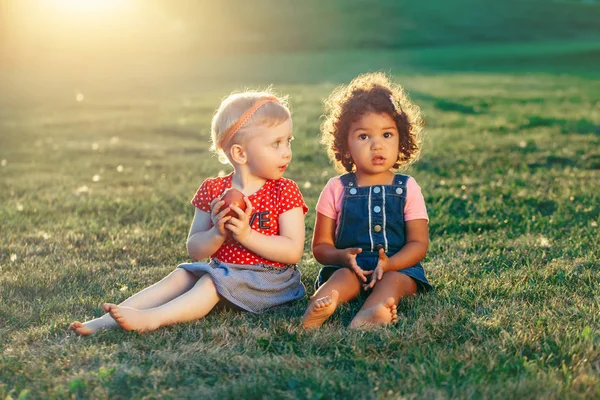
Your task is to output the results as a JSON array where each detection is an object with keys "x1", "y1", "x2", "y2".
[{"x1": 1, "y1": 41, "x2": 599, "y2": 398}]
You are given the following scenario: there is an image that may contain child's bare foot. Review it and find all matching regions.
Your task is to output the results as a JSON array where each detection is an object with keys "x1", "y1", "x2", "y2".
[
  {"x1": 105, "y1": 303, "x2": 159, "y2": 333},
  {"x1": 68, "y1": 315, "x2": 115, "y2": 336},
  {"x1": 349, "y1": 297, "x2": 397, "y2": 330},
  {"x1": 302, "y1": 290, "x2": 339, "y2": 329}
]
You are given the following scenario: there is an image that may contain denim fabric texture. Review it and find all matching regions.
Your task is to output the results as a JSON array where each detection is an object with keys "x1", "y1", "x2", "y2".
[{"x1": 316, "y1": 172, "x2": 432, "y2": 292}]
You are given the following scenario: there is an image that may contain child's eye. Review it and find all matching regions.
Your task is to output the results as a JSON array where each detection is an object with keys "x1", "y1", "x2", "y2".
[
  {"x1": 358, "y1": 134, "x2": 368, "y2": 140},
  {"x1": 383, "y1": 132, "x2": 394, "y2": 138},
  {"x1": 272, "y1": 141, "x2": 281, "y2": 148}
]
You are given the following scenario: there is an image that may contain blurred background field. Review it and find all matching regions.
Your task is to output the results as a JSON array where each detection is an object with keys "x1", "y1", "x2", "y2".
[{"x1": 1, "y1": 0, "x2": 599, "y2": 398}]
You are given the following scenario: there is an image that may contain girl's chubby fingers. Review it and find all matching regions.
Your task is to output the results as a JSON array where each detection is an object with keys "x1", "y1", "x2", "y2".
[
  {"x1": 210, "y1": 198, "x2": 225, "y2": 213},
  {"x1": 351, "y1": 264, "x2": 370, "y2": 282},
  {"x1": 224, "y1": 216, "x2": 240, "y2": 229},
  {"x1": 377, "y1": 247, "x2": 388, "y2": 261},
  {"x1": 215, "y1": 206, "x2": 231, "y2": 220},
  {"x1": 348, "y1": 247, "x2": 363, "y2": 256},
  {"x1": 229, "y1": 203, "x2": 246, "y2": 219},
  {"x1": 211, "y1": 199, "x2": 230, "y2": 220},
  {"x1": 243, "y1": 196, "x2": 253, "y2": 216},
  {"x1": 217, "y1": 215, "x2": 232, "y2": 229},
  {"x1": 356, "y1": 272, "x2": 367, "y2": 283},
  {"x1": 350, "y1": 266, "x2": 365, "y2": 282},
  {"x1": 364, "y1": 276, "x2": 378, "y2": 290},
  {"x1": 225, "y1": 223, "x2": 237, "y2": 233}
]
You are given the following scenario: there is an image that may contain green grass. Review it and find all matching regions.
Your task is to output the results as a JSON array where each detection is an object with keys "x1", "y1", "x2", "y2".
[{"x1": 1, "y1": 42, "x2": 600, "y2": 398}]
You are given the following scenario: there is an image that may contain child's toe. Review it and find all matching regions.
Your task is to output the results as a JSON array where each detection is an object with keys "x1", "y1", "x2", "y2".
[
  {"x1": 69, "y1": 322, "x2": 81, "y2": 331},
  {"x1": 384, "y1": 297, "x2": 395, "y2": 308}
]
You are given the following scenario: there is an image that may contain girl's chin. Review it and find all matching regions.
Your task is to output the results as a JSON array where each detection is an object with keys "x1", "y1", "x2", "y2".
[{"x1": 362, "y1": 163, "x2": 392, "y2": 171}]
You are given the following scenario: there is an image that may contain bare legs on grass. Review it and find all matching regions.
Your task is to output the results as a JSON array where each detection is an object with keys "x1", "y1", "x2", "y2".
[
  {"x1": 302, "y1": 268, "x2": 417, "y2": 329},
  {"x1": 69, "y1": 269, "x2": 219, "y2": 335}
]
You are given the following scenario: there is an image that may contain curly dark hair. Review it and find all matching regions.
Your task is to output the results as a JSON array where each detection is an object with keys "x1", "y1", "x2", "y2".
[{"x1": 321, "y1": 72, "x2": 424, "y2": 173}]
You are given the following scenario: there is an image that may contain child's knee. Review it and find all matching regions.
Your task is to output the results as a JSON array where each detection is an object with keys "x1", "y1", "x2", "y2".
[
  {"x1": 170, "y1": 268, "x2": 196, "y2": 286},
  {"x1": 331, "y1": 267, "x2": 355, "y2": 280},
  {"x1": 380, "y1": 272, "x2": 417, "y2": 292}
]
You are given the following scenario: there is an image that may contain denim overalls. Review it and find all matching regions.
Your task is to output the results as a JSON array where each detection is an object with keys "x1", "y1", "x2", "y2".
[{"x1": 316, "y1": 172, "x2": 432, "y2": 292}]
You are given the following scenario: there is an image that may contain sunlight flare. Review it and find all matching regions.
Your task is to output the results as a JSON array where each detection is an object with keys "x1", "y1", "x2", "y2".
[{"x1": 44, "y1": 0, "x2": 132, "y2": 17}]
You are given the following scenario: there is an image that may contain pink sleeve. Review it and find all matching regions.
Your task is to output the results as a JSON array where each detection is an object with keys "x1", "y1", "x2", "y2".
[
  {"x1": 278, "y1": 180, "x2": 309, "y2": 215},
  {"x1": 315, "y1": 177, "x2": 344, "y2": 220},
  {"x1": 404, "y1": 177, "x2": 428, "y2": 221}
]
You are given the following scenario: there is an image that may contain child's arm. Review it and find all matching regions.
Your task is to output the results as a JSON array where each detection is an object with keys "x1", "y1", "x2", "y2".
[
  {"x1": 385, "y1": 219, "x2": 429, "y2": 270},
  {"x1": 186, "y1": 198, "x2": 231, "y2": 261},
  {"x1": 312, "y1": 212, "x2": 371, "y2": 283},
  {"x1": 364, "y1": 219, "x2": 429, "y2": 289},
  {"x1": 227, "y1": 198, "x2": 305, "y2": 264}
]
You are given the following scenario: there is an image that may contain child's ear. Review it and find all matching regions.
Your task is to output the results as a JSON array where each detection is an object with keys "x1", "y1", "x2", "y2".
[{"x1": 229, "y1": 144, "x2": 247, "y2": 164}]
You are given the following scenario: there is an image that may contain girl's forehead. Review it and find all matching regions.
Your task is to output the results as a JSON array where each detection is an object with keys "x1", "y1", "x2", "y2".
[
  {"x1": 350, "y1": 112, "x2": 396, "y2": 128},
  {"x1": 249, "y1": 118, "x2": 292, "y2": 140}
]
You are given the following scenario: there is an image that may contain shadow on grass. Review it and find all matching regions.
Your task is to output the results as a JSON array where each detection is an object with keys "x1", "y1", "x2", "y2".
[
  {"x1": 412, "y1": 92, "x2": 487, "y2": 115},
  {"x1": 527, "y1": 153, "x2": 600, "y2": 170},
  {"x1": 520, "y1": 116, "x2": 600, "y2": 135}
]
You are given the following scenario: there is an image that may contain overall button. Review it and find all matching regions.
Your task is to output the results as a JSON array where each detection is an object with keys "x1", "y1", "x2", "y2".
[
  {"x1": 373, "y1": 186, "x2": 381, "y2": 194},
  {"x1": 349, "y1": 188, "x2": 357, "y2": 195},
  {"x1": 373, "y1": 224, "x2": 382, "y2": 232},
  {"x1": 396, "y1": 188, "x2": 403, "y2": 194},
  {"x1": 373, "y1": 206, "x2": 381, "y2": 213}
]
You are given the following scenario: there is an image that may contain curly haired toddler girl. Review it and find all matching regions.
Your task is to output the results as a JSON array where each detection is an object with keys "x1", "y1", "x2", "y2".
[{"x1": 302, "y1": 72, "x2": 432, "y2": 329}]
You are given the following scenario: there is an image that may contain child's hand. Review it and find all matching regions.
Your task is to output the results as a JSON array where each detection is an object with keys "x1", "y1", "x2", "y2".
[
  {"x1": 363, "y1": 247, "x2": 389, "y2": 290},
  {"x1": 209, "y1": 198, "x2": 232, "y2": 237},
  {"x1": 225, "y1": 196, "x2": 253, "y2": 243},
  {"x1": 342, "y1": 247, "x2": 372, "y2": 283}
]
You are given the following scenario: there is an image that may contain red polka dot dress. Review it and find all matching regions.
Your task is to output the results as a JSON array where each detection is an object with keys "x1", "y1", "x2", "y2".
[
  {"x1": 178, "y1": 172, "x2": 308, "y2": 313},
  {"x1": 191, "y1": 172, "x2": 308, "y2": 267}
]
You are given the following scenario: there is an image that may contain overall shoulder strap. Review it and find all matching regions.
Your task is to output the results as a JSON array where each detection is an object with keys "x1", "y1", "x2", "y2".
[
  {"x1": 393, "y1": 173, "x2": 409, "y2": 186},
  {"x1": 339, "y1": 172, "x2": 357, "y2": 187}
]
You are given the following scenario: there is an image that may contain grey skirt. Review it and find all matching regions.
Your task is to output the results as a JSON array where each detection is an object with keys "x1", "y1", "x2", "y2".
[{"x1": 177, "y1": 258, "x2": 305, "y2": 314}]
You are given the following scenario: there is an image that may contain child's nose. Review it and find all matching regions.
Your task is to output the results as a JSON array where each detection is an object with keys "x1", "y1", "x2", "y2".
[{"x1": 283, "y1": 145, "x2": 292, "y2": 159}]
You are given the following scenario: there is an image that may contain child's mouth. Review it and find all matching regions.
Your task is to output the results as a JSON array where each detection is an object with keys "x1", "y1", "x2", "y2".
[
  {"x1": 278, "y1": 164, "x2": 288, "y2": 172},
  {"x1": 371, "y1": 156, "x2": 386, "y2": 165}
]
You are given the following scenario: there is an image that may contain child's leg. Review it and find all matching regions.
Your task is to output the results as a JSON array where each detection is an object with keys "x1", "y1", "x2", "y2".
[
  {"x1": 349, "y1": 272, "x2": 417, "y2": 329},
  {"x1": 302, "y1": 268, "x2": 361, "y2": 329},
  {"x1": 105, "y1": 274, "x2": 220, "y2": 332},
  {"x1": 69, "y1": 269, "x2": 198, "y2": 335}
]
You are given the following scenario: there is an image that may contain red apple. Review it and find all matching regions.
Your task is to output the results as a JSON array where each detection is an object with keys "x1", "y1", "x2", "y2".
[{"x1": 220, "y1": 188, "x2": 247, "y2": 217}]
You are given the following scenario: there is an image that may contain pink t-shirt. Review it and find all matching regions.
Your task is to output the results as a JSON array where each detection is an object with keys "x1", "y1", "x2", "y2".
[
  {"x1": 316, "y1": 176, "x2": 428, "y2": 232},
  {"x1": 191, "y1": 173, "x2": 308, "y2": 267}
]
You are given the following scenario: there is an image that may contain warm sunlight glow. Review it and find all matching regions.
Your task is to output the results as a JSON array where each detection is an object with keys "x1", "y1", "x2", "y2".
[
  {"x1": 7, "y1": 0, "x2": 150, "y2": 63},
  {"x1": 45, "y1": 0, "x2": 131, "y2": 17},
  {"x1": 5, "y1": 0, "x2": 206, "y2": 72}
]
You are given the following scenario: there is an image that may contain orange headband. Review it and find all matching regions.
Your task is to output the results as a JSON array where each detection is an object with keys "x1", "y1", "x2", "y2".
[{"x1": 218, "y1": 96, "x2": 280, "y2": 150}]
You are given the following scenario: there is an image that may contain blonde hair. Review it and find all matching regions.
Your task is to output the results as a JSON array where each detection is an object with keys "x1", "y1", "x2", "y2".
[{"x1": 211, "y1": 90, "x2": 291, "y2": 164}]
